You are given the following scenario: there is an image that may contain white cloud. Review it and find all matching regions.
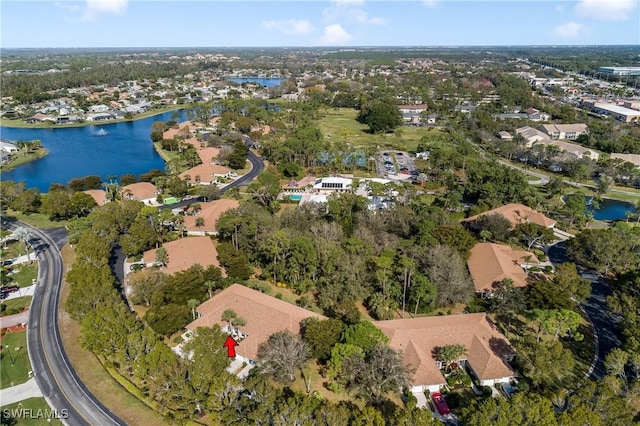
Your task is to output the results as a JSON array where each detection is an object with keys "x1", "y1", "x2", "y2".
[
  {"x1": 83, "y1": 0, "x2": 128, "y2": 21},
  {"x1": 320, "y1": 24, "x2": 352, "y2": 45},
  {"x1": 575, "y1": 0, "x2": 638, "y2": 21},
  {"x1": 322, "y1": 0, "x2": 384, "y2": 25},
  {"x1": 263, "y1": 19, "x2": 314, "y2": 36},
  {"x1": 423, "y1": 0, "x2": 439, "y2": 8},
  {"x1": 555, "y1": 4, "x2": 565, "y2": 12},
  {"x1": 54, "y1": 2, "x2": 81, "y2": 12},
  {"x1": 555, "y1": 21, "x2": 584, "y2": 37}
]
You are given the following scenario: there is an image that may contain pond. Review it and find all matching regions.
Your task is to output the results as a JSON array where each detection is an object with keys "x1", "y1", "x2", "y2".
[
  {"x1": 0, "y1": 110, "x2": 186, "y2": 192},
  {"x1": 228, "y1": 77, "x2": 285, "y2": 87},
  {"x1": 588, "y1": 197, "x2": 637, "y2": 221}
]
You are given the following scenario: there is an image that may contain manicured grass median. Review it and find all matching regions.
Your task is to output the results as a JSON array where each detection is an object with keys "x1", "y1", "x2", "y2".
[
  {"x1": 0, "y1": 397, "x2": 64, "y2": 425},
  {"x1": 3, "y1": 210, "x2": 69, "y2": 229},
  {"x1": 0, "y1": 331, "x2": 31, "y2": 389}
]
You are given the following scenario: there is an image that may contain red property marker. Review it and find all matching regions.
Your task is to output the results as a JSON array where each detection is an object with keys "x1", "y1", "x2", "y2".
[{"x1": 223, "y1": 335, "x2": 238, "y2": 357}]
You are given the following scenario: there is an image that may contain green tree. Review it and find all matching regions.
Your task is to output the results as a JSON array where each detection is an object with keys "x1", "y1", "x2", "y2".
[
  {"x1": 155, "y1": 247, "x2": 169, "y2": 267},
  {"x1": 476, "y1": 213, "x2": 512, "y2": 241},
  {"x1": 341, "y1": 321, "x2": 389, "y2": 352},
  {"x1": 358, "y1": 98, "x2": 402, "y2": 133},
  {"x1": 302, "y1": 318, "x2": 344, "y2": 361}
]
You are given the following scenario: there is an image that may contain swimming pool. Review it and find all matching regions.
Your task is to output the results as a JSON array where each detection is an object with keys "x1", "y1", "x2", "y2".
[{"x1": 289, "y1": 194, "x2": 303, "y2": 201}]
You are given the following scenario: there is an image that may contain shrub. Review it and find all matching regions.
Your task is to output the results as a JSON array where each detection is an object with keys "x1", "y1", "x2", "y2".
[
  {"x1": 405, "y1": 392, "x2": 418, "y2": 409},
  {"x1": 481, "y1": 386, "x2": 492, "y2": 397}
]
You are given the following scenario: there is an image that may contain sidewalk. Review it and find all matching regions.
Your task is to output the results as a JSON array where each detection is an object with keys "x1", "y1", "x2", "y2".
[
  {"x1": 0, "y1": 378, "x2": 42, "y2": 406},
  {"x1": 0, "y1": 311, "x2": 29, "y2": 328}
]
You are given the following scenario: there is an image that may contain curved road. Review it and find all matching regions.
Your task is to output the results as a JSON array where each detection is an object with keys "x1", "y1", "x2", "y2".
[
  {"x1": 7, "y1": 138, "x2": 264, "y2": 425},
  {"x1": 548, "y1": 241, "x2": 621, "y2": 380},
  {"x1": 4, "y1": 219, "x2": 126, "y2": 425}
]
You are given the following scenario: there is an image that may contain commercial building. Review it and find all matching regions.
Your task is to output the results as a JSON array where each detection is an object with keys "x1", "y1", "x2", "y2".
[{"x1": 597, "y1": 67, "x2": 640, "y2": 76}]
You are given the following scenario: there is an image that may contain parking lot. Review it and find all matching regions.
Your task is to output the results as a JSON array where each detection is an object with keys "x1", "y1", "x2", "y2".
[{"x1": 377, "y1": 150, "x2": 418, "y2": 179}]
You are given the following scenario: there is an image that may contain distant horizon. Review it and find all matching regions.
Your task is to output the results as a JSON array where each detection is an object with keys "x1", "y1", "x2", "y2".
[
  {"x1": 1, "y1": 44, "x2": 638, "y2": 51},
  {"x1": 2, "y1": 1, "x2": 638, "y2": 48}
]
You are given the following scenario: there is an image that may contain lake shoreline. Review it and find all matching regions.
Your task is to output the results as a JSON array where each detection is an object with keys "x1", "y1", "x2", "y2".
[
  {"x1": 0, "y1": 105, "x2": 185, "y2": 130},
  {"x1": 0, "y1": 148, "x2": 49, "y2": 172}
]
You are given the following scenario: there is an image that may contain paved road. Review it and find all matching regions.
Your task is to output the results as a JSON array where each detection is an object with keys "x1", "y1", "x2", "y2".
[
  {"x1": 1, "y1": 219, "x2": 126, "y2": 426},
  {"x1": 547, "y1": 241, "x2": 621, "y2": 380}
]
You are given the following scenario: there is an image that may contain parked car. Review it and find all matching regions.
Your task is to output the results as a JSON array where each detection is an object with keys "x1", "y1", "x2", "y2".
[
  {"x1": 1, "y1": 259, "x2": 13, "y2": 266},
  {"x1": 431, "y1": 392, "x2": 451, "y2": 415},
  {"x1": 0, "y1": 285, "x2": 20, "y2": 295}
]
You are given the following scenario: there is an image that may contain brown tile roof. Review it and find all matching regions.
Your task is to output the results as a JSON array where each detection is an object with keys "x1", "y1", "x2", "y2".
[
  {"x1": 197, "y1": 147, "x2": 221, "y2": 164},
  {"x1": 84, "y1": 189, "x2": 107, "y2": 205},
  {"x1": 143, "y1": 236, "x2": 221, "y2": 276},
  {"x1": 121, "y1": 182, "x2": 158, "y2": 201},
  {"x1": 187, "y1": 284, "x2": 326, "y2": 360},
  {"x1": 466, "y1": 203, "x2": 556, "y2": 229},
  {"x1": 467, "y1": 243, "x2": 538, "y2": 292},
  {"x1": 179, "y1": 163, "x2": 232, "y2": 183},
  {"x1": 375, "y1": 313, "x2": 515, "y2": 387},
  {"x1": 183, "y1": 199, "x2": 240, "y2": 233}
]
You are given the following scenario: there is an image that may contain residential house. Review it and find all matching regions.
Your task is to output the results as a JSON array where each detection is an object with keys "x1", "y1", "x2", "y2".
[
  {"x1": 25, "y1": 113, "x2": 55, "y2": 124},
  {"x1": 183, "y1": 199, "x2": 240, "y2": 235},
  {"x1": 186, "y1": 284, "x2": 326, "y2": 363},
  {"x1": 610, "y1": 153, "x2": 640, "y2": 168},
  {"x1": 196, "y1": 147, "x2": 221, "y2": 165},
  {"x1": 282, "y1": 175, "x2": 317, "y2": 193},
  {"x1": 179, "y1": 163, "x2": 234, "y2": 185},
  {"x1": 86, "y1": 112, "x2": 116, "y2": 122},
  {"x1": 467, "y1": 243, "x2": 538, "y2": 294},
  {"x1": 120, "y1": 182, "x2": 159, "y2": 205},
  {"x1": 375, "y1": 313, "x2": 516, "y2": 394},
  {"x1": 497, "y1": 131, "x2": 513, "y2": 140},
  {"x1": 466, "y1": 203, "x2": 556, "y2": 229},
  {"x1": 143, "y1": 236, "x2": 222, "y2": 276},
  {"x1": 0, "y1": 141, "x2": 19, "y2": 154},
  {"x1": 312, "y1": 177, "x2": 353, "y2": 193},
  {"x1": 515, "y1": 126, "x2": 548, "y2": 147},
  {"x1": 83, "y1": 189, "x2": 108, "y2": 206},
  {"x1": 88, "y1": 104, "x2": 109, "y2": 113},
  {"x1": 540, "y1": 123, "x2": 588, "y2": 140},
  {"x1": 534, "y1": 139, "x2": 600, "y2": 161}
]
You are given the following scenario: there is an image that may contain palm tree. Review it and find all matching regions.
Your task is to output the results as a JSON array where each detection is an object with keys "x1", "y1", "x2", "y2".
[
  {"x1": 188, "y1": 299, "x2": 200, "y2": 320},
  {"x1": 195, "y1": 217, "x2": 205, "y2": 233},
  {"x1": 436, "y1": 344, "x2": 468, "y2": 373},
  {"x1": 221, "y1": 309, "x2": 246, "y2": 336},
  {"x1": 155, "y1": 247, "x2": 169, "y2": 267}
]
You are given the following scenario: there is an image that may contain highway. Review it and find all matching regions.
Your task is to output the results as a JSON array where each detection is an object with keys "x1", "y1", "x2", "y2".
[{"x1": 5, "y1": 219, "x2": 126, "y2": 426}]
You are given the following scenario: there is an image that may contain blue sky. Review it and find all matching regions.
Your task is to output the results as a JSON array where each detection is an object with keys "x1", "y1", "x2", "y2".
[{"x1": 2, "y1": 0, "x2": 639, "y2": 48}]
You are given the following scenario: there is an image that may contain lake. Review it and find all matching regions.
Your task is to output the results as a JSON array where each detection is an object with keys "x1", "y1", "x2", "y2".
[
  {"x1": 0, "y1": 110, "x2": 186, "y2": 192},
  {"x1": 589, "y1": 197, "x2": 637, "y2": 221},
  {"x1": 228, "y1": 77, "x2": 285, "y2": 87}
]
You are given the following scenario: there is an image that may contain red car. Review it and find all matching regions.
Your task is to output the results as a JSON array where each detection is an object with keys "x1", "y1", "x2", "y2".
[{"x1": 431, "y1": 392, "x2": 451, "y2": 415}]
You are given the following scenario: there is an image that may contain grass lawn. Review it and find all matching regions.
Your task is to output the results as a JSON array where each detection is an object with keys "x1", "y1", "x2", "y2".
[
  {"x1": 58, "y1": 244, "x2": 170, "y2": 426},
  {"x1": 0, "y1": 297, "x2": 32, "y2": 317},
  {"x1": 1, "y1": 241, "x2": 27, "y2": 260},
  {"x1": 3, "y1": 210, "x2": 69, "y2": 229},
  {"x1": 0, "y1": 331, "x2": 30, "y2": 389},
  {"x1": 9, "y1": 263, "x2": 38, "y2": 288},
  {"x1": 288, "y1": 360, "x2": 354, "y2": 404},
  {"x1": 0, "y1": 397, "x2": 64, "y2": 425},
  {"x1": 317, "y1": 108, "x2": 447, "y2": 153},
  {"x1": 0, "y1": 149, "x2": 48, "y2": 172}
]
